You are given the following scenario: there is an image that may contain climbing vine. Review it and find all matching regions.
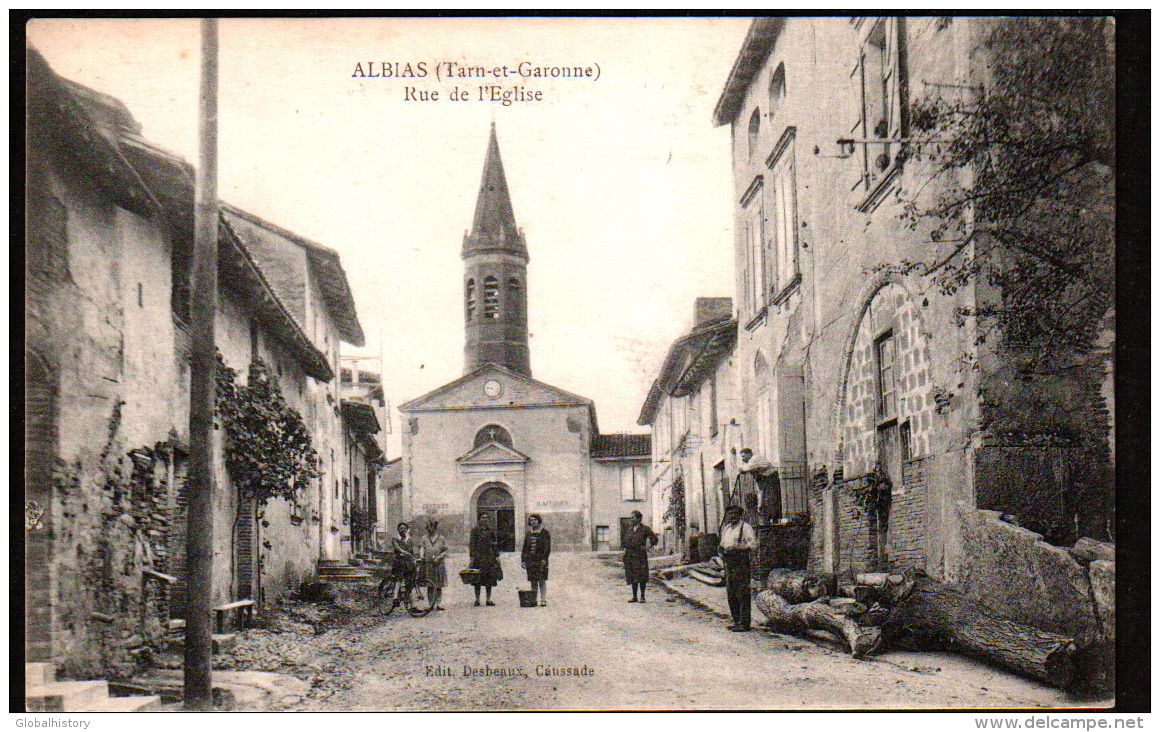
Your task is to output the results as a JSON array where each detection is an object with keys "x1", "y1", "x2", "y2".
[
  {"x1": 848, "y1": 464, "x2": 893, "y2": 522},
  {"x1": 216, "y1": 354, "x2": 320, "y2": 505},
  {"x1": 663, "y1": 473, "x2": 686, "y2": 539}
]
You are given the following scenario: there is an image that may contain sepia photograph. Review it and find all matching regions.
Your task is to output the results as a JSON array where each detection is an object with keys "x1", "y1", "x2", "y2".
[{"x1": 20, "y1": 14, "x2": 1129, "y2": 714}]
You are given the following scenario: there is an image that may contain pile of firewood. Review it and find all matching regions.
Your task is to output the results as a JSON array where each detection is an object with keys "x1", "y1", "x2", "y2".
[{"x1": 756, "y1": 569, "x2": 1079, "y2": 689}]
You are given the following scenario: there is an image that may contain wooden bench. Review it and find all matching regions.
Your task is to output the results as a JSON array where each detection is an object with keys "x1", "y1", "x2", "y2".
[{"x1": 213, "y1": 600, "x2": 256, "y2": 634}]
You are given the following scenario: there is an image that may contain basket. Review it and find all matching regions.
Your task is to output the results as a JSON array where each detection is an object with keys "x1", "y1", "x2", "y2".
[
  {"x1": 459, "y1": 568, "x2": 481, "y2": 585},
  {"x1": 518, "y1": 590, "x2": 538, "y2": 608}
]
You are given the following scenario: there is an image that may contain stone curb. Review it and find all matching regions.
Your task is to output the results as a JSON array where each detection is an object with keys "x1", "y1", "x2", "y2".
[{"x1": 653, "y1": 577, "x2": 732, "y2": 621}]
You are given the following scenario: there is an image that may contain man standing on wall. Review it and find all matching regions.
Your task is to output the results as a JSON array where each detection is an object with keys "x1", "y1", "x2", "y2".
[{"x1": 719, "y1": 505, "x2": 755, "y2": 632}]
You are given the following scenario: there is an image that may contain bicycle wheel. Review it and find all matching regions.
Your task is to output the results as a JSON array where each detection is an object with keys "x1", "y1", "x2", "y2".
[
  {"x1": 407, "y1": 579, "x2": 436, "y2": 617},
  {"x1": 377, "y1": 577, "x2": 399, "y2": 617}
]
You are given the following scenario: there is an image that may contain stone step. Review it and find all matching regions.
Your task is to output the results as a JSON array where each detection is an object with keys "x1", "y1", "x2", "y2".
[
  {"x1": 320, "y1": 575, "x2": 374, "y2": 584},
  {"x1": 26, "y1": 680, "x2": 109, "y2": 712},
  {"x1": 316, "y1": 559, "x2": 347, "y2": 567},
  {"x1": 91, "y1": 695, "x2": 163, "y2": 712},
  {"x1": 26, "y1": 662, "x2": 56, "y2": 687}
]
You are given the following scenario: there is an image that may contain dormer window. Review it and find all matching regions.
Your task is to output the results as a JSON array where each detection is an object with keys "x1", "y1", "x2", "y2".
[{"x1": 483, "y1": 276, "x2": 499, "y2": 318}]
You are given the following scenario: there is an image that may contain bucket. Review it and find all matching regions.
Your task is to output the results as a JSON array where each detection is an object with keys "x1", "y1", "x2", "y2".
[{"x1": 518, "y1": 590, "x2": 537, "y2": 607}]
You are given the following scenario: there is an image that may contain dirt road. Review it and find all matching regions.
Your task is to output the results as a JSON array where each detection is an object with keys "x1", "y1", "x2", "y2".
[{"x1": 281, "y1": 553, "x2": 1078, "y2": 711}]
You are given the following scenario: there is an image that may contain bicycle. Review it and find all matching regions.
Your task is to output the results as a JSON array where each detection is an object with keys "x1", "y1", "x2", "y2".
[{"x1": 375, "y1": 566, "x2": 435, "y2": 617}]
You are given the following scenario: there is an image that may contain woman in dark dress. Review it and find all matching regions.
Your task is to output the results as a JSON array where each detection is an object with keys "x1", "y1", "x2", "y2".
[
  {"x1": 520, "y1": 514, "x2": 551, "y2": 606},
  {"x1": 622, "y1": 510, "x2": 658, "y2": 603},
  {"x1": 390, "y1": 522, "x2": 417, "y2": 595},
  {"x1": 468, "y1": 512, "x2": 502, "y2": 606}
]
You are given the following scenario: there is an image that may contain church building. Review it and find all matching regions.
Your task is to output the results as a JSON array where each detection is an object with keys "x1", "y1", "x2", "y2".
[{"x1": 398, "y1": 125, "x2": 650, "y2": 552}]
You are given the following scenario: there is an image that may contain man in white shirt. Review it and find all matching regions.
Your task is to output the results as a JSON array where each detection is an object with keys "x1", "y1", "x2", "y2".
[{"x1": 718, "y1": 505, "x2": 756, "y2": 631}]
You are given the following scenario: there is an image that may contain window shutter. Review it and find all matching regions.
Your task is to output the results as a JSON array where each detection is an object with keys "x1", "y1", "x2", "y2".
[{"x1": 620, "y1": 467, "x2": 633, "y2": 501}]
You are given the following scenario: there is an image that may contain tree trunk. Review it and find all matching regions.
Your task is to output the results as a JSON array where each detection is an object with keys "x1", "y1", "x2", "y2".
[
  {"x1": 765, "y1": 569, "x2": 836, "y2": 603},
  {"x1": 756, "y1": 590, "x2": 881, "y2": 658},
  {"x1": 883, "y1": 577, "x2": 1076, "y2": 688}
]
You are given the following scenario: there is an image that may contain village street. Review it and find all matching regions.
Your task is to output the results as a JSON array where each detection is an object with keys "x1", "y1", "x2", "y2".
[{"x1": 249, "y1": 553, "x2": 1080, "y2": 711}]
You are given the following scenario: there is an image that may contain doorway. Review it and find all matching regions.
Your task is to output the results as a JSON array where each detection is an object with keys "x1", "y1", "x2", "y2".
[{"x1": 476, "y1": 483, "x2": 516, "y2": 552}]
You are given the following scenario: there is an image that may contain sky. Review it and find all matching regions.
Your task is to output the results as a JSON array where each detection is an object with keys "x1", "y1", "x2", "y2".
[{"x1": 28, "y1": 17, "x2": 751, "y2": 456}]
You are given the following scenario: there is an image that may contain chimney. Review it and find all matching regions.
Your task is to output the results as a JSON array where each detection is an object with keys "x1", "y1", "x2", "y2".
[{"x1": 694, "y1": 297, "x2": 733, "y2": 328}]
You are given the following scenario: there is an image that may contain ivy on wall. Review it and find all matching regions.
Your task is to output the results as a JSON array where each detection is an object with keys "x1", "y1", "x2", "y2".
[{"x1": 216, "y1": 354, "x2": 320, "y2": 505}]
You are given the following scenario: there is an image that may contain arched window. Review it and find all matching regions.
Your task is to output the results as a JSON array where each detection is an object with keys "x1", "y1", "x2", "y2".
[
  {"x1": 483, "y1": 276, "x2": 499, "y2": 319},
  {"x1": 768, "y1": 63, "x2": 786, "y2": 123},
  {"x1": 474, "y1": 424, "x2": 512, "y2": 449},
  {"x1": 748, "y1": 108, "x2": 761, "y2": 159},
  {"x1": 507, "y1": 277, "x2": 522, "y2": 321},
  {"x1": 754, "y1": 351, "x2": 770, "y2": 383},
  {"x1": 465, "y1": 278, "x2": 475, "y2": 321}
]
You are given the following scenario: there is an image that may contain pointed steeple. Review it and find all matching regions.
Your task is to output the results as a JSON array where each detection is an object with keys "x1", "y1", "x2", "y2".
[{"x1": 463, "y1": 123, "x2": 528, "y2": 260}]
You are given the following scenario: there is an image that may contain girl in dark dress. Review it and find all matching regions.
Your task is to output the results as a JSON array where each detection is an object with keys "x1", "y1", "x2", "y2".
[
  {"x1": 520, "y1": 514, "x2": 551, "y2": 606},
  {"x1": 468, "y1": 513, "x2": 502, "y2": 606},
  {"x1": 622, "y1": 510, "x2": 658, "y2": 602}
]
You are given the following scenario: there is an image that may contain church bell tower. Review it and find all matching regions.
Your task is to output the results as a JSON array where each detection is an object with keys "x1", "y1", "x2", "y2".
[{"x1": 462, "y1": 123, "x2": 531, "y2": 377}]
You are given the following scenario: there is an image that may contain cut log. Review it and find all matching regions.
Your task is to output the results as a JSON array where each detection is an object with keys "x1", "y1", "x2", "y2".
[
  {"x1": 1068, "y1": 537, "x2": 1114, "y2": 564},
  {"x1": 766, "y1": 569, "x2": 836, "y2": 603},
  {"x1": 882, "y1": 576, "x2": 1076, "y2": 688},
  {"x1": 827, "y1": 598, "x2": 868, "y2": 617},
  {"x1": 757, "y1": 590, "x2": 881, "y2": 658}
]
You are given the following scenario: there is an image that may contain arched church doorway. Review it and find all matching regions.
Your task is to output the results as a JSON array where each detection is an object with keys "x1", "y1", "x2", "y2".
[{"x1": 476, "y1": 483, "x2": 516, "y2": 552}]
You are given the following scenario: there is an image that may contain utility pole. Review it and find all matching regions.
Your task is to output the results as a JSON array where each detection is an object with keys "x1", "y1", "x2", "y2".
[{"x1": 184, "y1": 17, "x2": 218, "y2": 711}]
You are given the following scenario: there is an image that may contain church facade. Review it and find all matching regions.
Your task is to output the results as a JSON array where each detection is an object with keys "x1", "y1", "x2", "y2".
[{"x1": 399, "y1": 126, "x2": 650, "y2": 552}]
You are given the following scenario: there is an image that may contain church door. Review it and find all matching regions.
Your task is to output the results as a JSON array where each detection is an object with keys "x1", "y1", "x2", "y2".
[{"x1": 476, "y1": 483, "x2": 516, "y2": 552}]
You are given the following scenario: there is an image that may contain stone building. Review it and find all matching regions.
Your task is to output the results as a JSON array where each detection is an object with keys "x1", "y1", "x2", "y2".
[
  {"x1": 399, "y1": 125, "x2": 649, "y2": 552},
  {"x1": 589, "y1": 434, "x2": 653, "y2": 551},
  {"x1": 713, "y1": 17, "x2": 1114, "y2": 647},
  {"x1": 637, "y1": 298, "x2": 741, "y2": 555},
  {"x1": 24, "y1": 49, "x2": 363, "y2": 678},
  {"x1": 339, "y1": 360, "x2": 390, "y2": 553},
  {"x1": 341, "y1": 400, "x2": 385, "y2": 554}
]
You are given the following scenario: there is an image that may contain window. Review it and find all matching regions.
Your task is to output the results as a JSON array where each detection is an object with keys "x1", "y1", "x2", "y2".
[
  {"x1": 171, "y1": 235, "x2": 191, "y2": 324},
  {"x1": 857, "y1": 17, "x2": 906, "y2": 191},
  {"x1": 620, "y1": 465, "x2": 646, "y2": 501},
  {"x1": 742, "y1": 194, "x2": 766, "y2": 316},
  {"x1": 474, "y1": 424, "x2": 512, "y2": 449},
  {"x1": 874, "y1": 330, "x2": 897, "y2": 421},
  {"x1": 594, "y1": 525, "x2": 609, "y2": 543},
  {"x1": 747, "y1": 108, "x2": 761, "y2": 159},
  {"x1": 754, "y1": 351, "x2": 770, "y2": 382},
  {"x1": 767, "y1": 134, "x2": 798, "y2": 295},
  {"x1": 900, "y1": 419, "x2": 912, "y2": 461},
  {"x1": 507, "y1": 277, "x2": 522, "y2": 322},
  {"x1": 465, "y1": 278, "x2": 475, "y2": 321},
  {"x1": 708, "y1": 373, "x2": 719, "y2": 438},
  {"x1": 249, "y1": 319, "x2": 259, "y2": 361},
  {"x1": 757, "y1": 396, "x2": 772, "y2": 458},
  {"x1": 768, "y1": 63, "x2": 786, "y2": 123},
  {"x1": 483, "y1": 276, "x2": 499, "y2": 318}
]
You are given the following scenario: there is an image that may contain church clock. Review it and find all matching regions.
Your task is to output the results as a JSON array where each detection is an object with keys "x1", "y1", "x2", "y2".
[{"x1": 483, "y1": 379, "x2": 503, "y2": 398}]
